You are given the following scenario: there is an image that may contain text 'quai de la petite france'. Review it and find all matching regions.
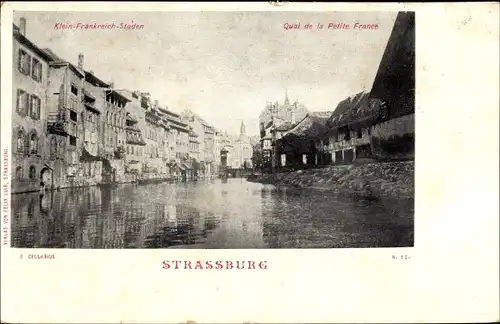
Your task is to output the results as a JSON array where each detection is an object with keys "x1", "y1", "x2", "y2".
[{"x1": 283, "y1": 22, "x2": 379, "y2": 30}]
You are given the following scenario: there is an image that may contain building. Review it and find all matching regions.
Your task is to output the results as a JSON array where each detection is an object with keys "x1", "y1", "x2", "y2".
[
  {"x1": 142, "y1": 95, "x2": 163, "y2": 174},
  {"x1": 322, "y1": 92, "x2": 382, "y2": 164},
  {"x1": 115, "y1": 89, "x2": 147, "y2": 175},
  {"x1": 214, "y1": 130, "x2": 234, "y2": 172},
  {"x1": 368, "y1": 11, "x2": 415, "y2": 161},
  {"x1": 275, "y1": 111, "x2": 332, "y2": 169},
  {"x1": 231, "y1": 121, "x2": 253, "y2": 169},
  {"x1": 43, "y1": 47, "x2": 90, "y2": 187},
  {"x1": 102, "y1": 86, "x2": 131, "y2": 182},
  {"x1": 320, "y1": 11, "x2": 415, "y2": 165},
  {"x1": 182, "y1": 110, "x2": 217, "y2": 177},
  {"x1": 189, "y1": 127, "x2": 201, "y2": 177},
  {"x1": 124, "y1": 113, "x2": 146, "y2": 174},
  {"x1": 12, "y1": 19, "x2": 53, "y2": 193},
  {"x1": 258, "y1": 90, "x2": 309, "y2": 134},
  {"x1": 159, "y1": 107, "x2": 190, "y2": 180}
]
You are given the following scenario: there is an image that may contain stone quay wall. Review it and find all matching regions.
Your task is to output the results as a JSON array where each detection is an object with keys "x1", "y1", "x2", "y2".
[{"x1": 248, "y1": 161, "x2": 414, "y2": 200}]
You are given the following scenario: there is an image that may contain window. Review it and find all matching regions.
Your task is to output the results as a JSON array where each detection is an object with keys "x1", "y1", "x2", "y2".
[
  {"x1": 71, "y1": 84, "x2": 78, "y2": 96},
  {"x1": 29, "y1": 166, "x2": 36, "y2": 180},
  {"x1": 31, "y1": 58, "x2": 42, "y2": 82},
  {"x1": 69, "y1": 135, "x2": 77, "y2": 146},
  {"x1": 15, "y1": 130, "x2": 26, "y2": 156},
  {"x1": 50, "y1": 137, "x2": 57, "y2": 159},
  {"x1": 29, "y1": 95, "x2": 41, "y2": 120},
  {"x1": 16, "y1": 89, "x2": 28, "y2": 115},
  {"x1": 70, "y1": 110, "x2": 77, "y2": 122},
  {"x1": 367, "y1": 127, "x2": 371, "y2": 135},
  {"x1": 29, "y1": 132, "x2": 38, "y2": 155},
  {"x1": 15, "y1": 167, "x2": 23, "y2": 180},
  {"x1": 70, "y1": 98, "x2": 78, "y2": 111},
  {"x1": 357, "y1": 129, "x2": 363, "y2": 139},
  {"x1": 18, "y1": 49, "x2": 30, "y2": 75}
]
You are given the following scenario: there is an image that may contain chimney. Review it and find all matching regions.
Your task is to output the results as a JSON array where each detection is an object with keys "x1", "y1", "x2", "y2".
[
  {"x1": 109, "y1": 81, "x2": 114, "y2": 89},
  {"x1": 78, "y1": 54, "x2": 84, "y2": 69},
  {"x1": 154, "y1": 100, "x2": 159, "y2": 108},
  {"x1": 19, "y1": 17, "x2": 26, "y2": 36}
]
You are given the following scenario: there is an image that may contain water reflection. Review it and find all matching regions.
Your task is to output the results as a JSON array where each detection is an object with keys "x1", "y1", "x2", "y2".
[{"x1": 11, "y1": 178, "x2": 414, "y2": 249}]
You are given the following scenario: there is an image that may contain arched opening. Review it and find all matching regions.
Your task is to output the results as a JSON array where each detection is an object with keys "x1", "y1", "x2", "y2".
[
  {"x1": 16, "y1": 128, "x2": 25, "y2": 154},
  {"x1": 40, "y1": 166, "x2": 54, "y2": 190},
  {"x1": 29, "y1": 131, "x2": 38, "y2": 155},
  {"x1": 49, "y1": 137, "x2": 57, "y2": 159},
  {"x1": 29, "y1": 165, "x2": 36, "y2": 180}
]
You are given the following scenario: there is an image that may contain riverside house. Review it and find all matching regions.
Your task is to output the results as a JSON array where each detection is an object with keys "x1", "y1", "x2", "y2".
[
  {"x1": 317, "y1": 11, "x2": 415, "y2": 165},
  {"x1": 274, "y1": 112, "x2": 332, "y2": 169},
  {"x1": 368, "y1": 11, "x2": 415, "y2": 161},
  {"x1": 12, "y1": 20, "x2": 53, "y2": 194}
]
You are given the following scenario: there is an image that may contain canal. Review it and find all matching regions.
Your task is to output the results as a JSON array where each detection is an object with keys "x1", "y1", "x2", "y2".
[{"x1": 10, "y1": 178, "x2": 414, "y2": 248}]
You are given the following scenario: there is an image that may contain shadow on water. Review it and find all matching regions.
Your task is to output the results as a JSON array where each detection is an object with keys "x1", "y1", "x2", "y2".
[{"x1": 11, "y1": 178, "x2": 414, "y2": 249}]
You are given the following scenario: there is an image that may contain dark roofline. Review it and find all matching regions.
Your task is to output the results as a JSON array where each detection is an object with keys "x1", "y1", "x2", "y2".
[
  {"x1": 13, "y1": 26, "x2": 54, "y2": 62},
  {"x1": 106, "y1": 89, "x2": 132, "y2": 103},
  {"x1": 85, "y1": 71, "x2": 110, "y2": 88},
  {"x1": 158, "y1": 107, "x2": 180, "y2": 117},
  {"x1": 49, "y1": 61, "x2": 85, "y2": 78},
  {"x1": 370, "y1": 11, "x2": 415, "y2": 100}
]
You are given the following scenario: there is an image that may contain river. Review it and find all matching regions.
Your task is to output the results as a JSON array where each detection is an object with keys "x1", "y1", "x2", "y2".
[{"x1": 10, "y1": 178, "x2": 414, "y2": 248}]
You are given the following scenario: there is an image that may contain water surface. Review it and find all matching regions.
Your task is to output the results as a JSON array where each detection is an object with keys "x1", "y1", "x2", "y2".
[{"x1": 11, "y1": 178, "x2": 414, "y2": 248}]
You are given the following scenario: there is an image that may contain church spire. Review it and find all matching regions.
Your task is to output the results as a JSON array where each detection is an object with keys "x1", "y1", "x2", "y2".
[
  {"x1": 284, "y1": 88, "x2": 290, "y2": 105},
  {"x1": 240, "y1": 120, "x2": 246, "y2": 136}
]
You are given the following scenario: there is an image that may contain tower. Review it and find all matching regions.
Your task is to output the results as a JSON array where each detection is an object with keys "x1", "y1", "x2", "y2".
[
  {"x1": 284, "y1": 88, "x2": 290, "y2": 105},
  {"x1": 240, "y1": 120, "x2": 246, "y2": 136}
]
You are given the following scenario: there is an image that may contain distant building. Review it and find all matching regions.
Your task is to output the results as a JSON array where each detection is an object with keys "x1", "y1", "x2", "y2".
[
  {"x1": 231, "y1": 121, "x2": 253, "y2": 169},
  {"x1": 182, "y1": 110, "x2": 216, "y2": 177},
  {"x1": 259, "y1": 90, "x2": 309, "y2": 137}
]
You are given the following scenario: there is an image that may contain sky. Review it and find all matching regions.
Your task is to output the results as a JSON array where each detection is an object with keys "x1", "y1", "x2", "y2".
[{"x1": 14, "y1": 11, "x2": 396, "y2": 136}]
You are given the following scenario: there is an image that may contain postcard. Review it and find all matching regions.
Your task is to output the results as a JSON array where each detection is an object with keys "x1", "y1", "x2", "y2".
[{"x1": 1, "y1": 2, "x2": 498, "y2": 323}]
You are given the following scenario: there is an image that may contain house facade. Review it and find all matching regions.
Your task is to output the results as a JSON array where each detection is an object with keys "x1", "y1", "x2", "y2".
[{"x1": 12, "y1": 21, "x2": 52, "y2": 193}]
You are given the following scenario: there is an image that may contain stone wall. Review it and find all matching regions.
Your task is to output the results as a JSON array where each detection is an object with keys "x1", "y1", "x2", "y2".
[
  {"x1": 248, "y1": 161, "x2": 414, "y2": 200},
  {"x1": 371, "y1": 114, "x2": 414, "y2": 161}
]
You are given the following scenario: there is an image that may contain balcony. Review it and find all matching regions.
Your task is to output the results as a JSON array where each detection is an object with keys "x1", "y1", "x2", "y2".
[
  {"x1": 114, "y1": 145, "x2": 126, "y2": 159},
  {"x1": 47, "y1": 112, "x2": 68, "y2": 136}
]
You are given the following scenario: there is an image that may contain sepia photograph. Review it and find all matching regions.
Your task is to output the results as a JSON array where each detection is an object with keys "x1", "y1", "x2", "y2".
[{"x1": 10, "y1": 10, "x2": 415, "y2": 249}]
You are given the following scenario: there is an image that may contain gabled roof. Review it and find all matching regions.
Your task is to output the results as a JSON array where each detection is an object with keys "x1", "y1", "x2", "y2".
[
  {"x1": 281, "y1": 111, "x2": 332, "y2": 140},
  {"x1": 43, "y1": 48, "x2": 85, "y2": 78},
  {"x1": 13, "y1": 25, "x2": 54, "y2": 62},
  {"x1": 370, "y1": 11, "x2": 415, "y2": 101},
  {"x1": 326, "y1": 91, "x2": 382, "y2": 130}
]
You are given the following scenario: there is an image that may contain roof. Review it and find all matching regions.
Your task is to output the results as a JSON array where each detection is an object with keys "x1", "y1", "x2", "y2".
[
  {"x1": 370, "y1": 11, "x2": 415, "y2": 102},
  {"x1": 43, "y1": 48, "x2": 85, "y2": 78},
  {"x1": 126, "y1": 114, "x2": 138, "y2": 123},
  {"x1": 106, "y1": 89, "x2": 131, "y2": 104},
  {"x1": 158, "y1": 107, "x2": 180, "y2": 118},
  {"x1": 85, "y1": 71, "x2": 110, "y2": 88},
  {"x1": 184, "y1": 109, "x2": 215, "y2": 131},
  {"x1": 13, "y1": 26, "x2": 54, "y2": 62},
  {"x1": 281, "y1": 111, "x2": 332, "y2": 140},
  {"x1": 326, "y1": 91, "x2": 383, "y2": 130},
  {"x1": 274, "y1": 122, "x2": 295, "y2": 132}
]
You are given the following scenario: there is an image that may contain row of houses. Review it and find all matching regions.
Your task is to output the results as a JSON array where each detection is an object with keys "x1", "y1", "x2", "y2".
[
  {"x1": 259, "y1": 12, "x2": 415, "y2": 171},
  {"x1": 11, "y1": 18, "x2": 253, "y2": 194}
]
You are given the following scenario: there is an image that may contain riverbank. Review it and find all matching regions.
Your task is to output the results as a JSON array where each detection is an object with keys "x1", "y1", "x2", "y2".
[
  {"x1": 247, "y1": 161, "x2": 414, "y2": 200},
  {"x1": 12, "y1": 173, "x2": 214, "y2": 195}
]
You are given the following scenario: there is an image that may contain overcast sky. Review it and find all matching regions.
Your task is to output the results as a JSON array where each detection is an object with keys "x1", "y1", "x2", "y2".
[{"x1": 14, "y1": 11, "x2": 396, "y2": 136}]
